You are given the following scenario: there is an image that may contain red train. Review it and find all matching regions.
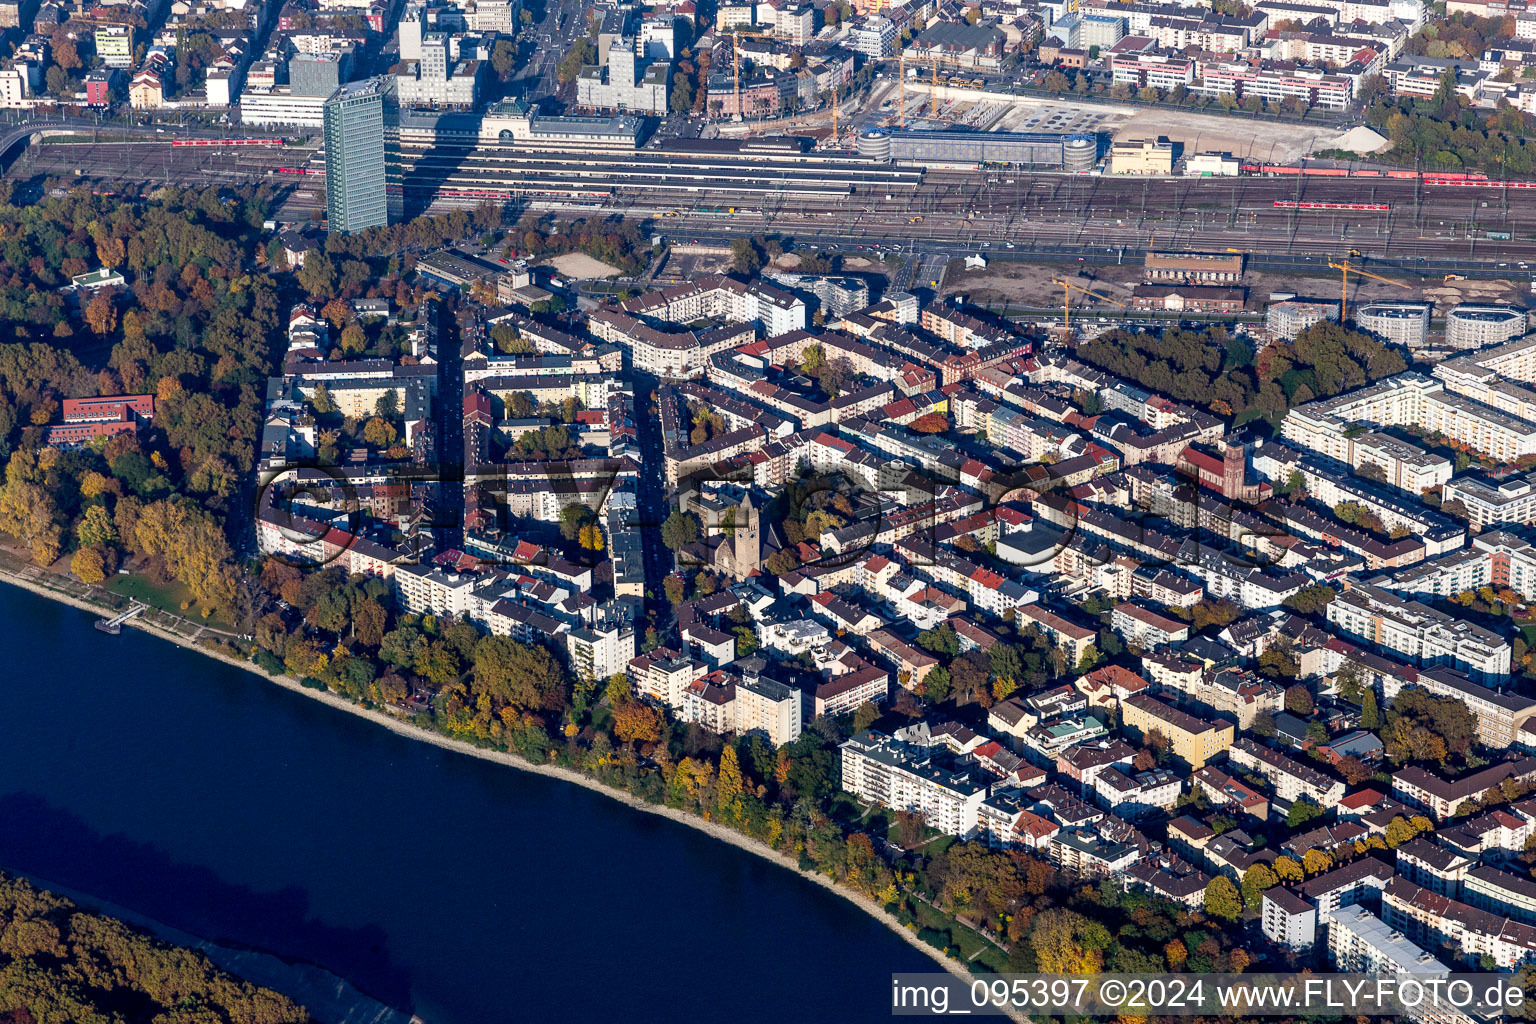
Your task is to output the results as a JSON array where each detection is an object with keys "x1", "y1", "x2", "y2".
[
  {"x1": 1274, "y1": 200, "x2": 1390, "y2": 211},
  {"x1": 170, "y1": 137, "x2": 285, "y2": 147},
  {"x1": 1240, "y1": 163, "x2": 1489, "y2": 182},
  {"x1": 277, "y1": 167, "x2": 324, "y2": 175}
]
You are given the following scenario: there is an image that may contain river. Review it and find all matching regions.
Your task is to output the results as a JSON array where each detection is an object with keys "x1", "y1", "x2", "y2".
[{"x1": 0, "y1": 584, "x2": 936, "y2": 1022}]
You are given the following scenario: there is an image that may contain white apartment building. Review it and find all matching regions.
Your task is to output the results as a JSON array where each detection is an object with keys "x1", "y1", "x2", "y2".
[
  {"x1": 1281, "y1": 372, "x2": 1536, "y2": 465},
  {"x1": 1262, "y1": 887, "x2": 1318, "y2": 950},
  {"x1": 1356, "y1": 301, "x2": 1432, "y2": 348},
  {"x1": 393, "y1": 563, "x2": 479, "y2": 618},
  {"x1": 1327, "y1": 583, "x2": 1511, "y2": 681},
  {"x1": 1229, "y1": 737, "x2": 1347, "y2": 805},
  {"x1": 1329, "y1": 904, "x2": 1451, "y2": 976},
  {"x1": 1444, "y1": 472, "x2": 1536, "y2": 528},
  {"x1": 566, "y1": 619, "x2": 636, "y2": 682},
  {"x1": 734, "y1": 672, "x2": 803, "y2": 747},
  {"x1": 1445, "y1": 304, "x2": 1528, "y2": 351},
  {"x1": 840, "y1": 730, "x2": 990, "y2": 836}
]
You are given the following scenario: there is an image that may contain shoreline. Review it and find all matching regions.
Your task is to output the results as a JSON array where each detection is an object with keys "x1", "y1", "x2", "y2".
[{"x1": 0, "y1": 567, "x2": 1004, "y2": 1011}]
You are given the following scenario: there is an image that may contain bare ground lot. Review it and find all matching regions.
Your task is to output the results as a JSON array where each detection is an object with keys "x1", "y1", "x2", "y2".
[
  {"x1": 886, "y1": 88, "x2": 1348, "y2": 165},
  {"x1": 540, "y1": 252, "x2": 623, "y2": 279},
  {"x1": 943, "y1": 257, "x2": 1535, "y2": 310}
]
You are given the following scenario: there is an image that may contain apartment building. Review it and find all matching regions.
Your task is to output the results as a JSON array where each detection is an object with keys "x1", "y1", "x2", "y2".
[
  {"x1": 1383, "y1": 876, "x2": 1536, "y2": 969},
  {"x1": 1229, "y1": 737, "x2": 1347, "y2": 805},
  {"x1": 1445, "y1": 304, "x2": 1528, "y2": 351},
  {"x1": 1327, "y1": 583, "x2": 1509, "y2": 681},
  {"x1": 1121, "y1": 694, "x2": 1235, "y2": 768},
  {"x1": 1329, "y1": 904, "x2": 1450, "y2": 976},
  {"x1": 1111, "y1": 601, "x2": 1191, "y2": 649},
  {"x1": 840, "y1": 729, "x2": 991, "y2": 836},
  {"x1": 1262, "y1": 886, "x2": 1318, "y2": 950},
  {"x1": 1392, "y1": 759, "x2": 1536, "y2": 820},
  {"x1": 1356, "y1": 301, "x2": 1432, "y2": 348},
  {"x1": 1396, "y1": 837, "x2": 1472, "y2": 896},
  {"x1": 1282, "y1": 372, "x2": 1536, "y2": 465}
]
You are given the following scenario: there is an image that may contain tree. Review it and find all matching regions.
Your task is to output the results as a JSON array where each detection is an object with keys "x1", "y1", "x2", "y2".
[
  {"x1": 1302, "y1": 848, "x2": 1333, "y2": 876},
  {"x1": 85, "y1": 293, "x2": 117, "y2": 336},
  {"x1": 661, "y1": 511, "x2": 700, "y2": 551},
  {"x1": 579, "y1": 522, "x2": 604, "y2": 551},
  {"x1": 1360, "y1": 687, "x2": 1381, "y2": 730},
  {"x1": 491, "y1": 38, "x2": 517, "y2": 80},
  {"x1": 1273, "y1": 856, "x2": 1304, "y2": 884},
  {"x1": 1241, "y1": 862, "x2": 1278, "y2": 907},
  {"x1": 375, "y1": 389, "x2": 400, "y2": 418},
  {"x1": 1029, "y1": 909, "x2": 1106, "y2": 974},
  {"x1": 1284, "y1": 684, "x2": 1314, "y2": 715},
  {"x1": 1204, "y1": 875, "x2": 1242, "y2": 921},
  {"x1": 1282, "y1": 584, "x2": 1335, "y2": 616},
  {"x1": 71, "y1": 546, "x2": 107, "y2": 584},
  {"x1": 730, "y1": 237, "x2": 762, "y2": 275},
  {"x1": 923, "y1": 665, "x2": 951, "y2": 703},
  {"x1": 612, "y1": 700, "x2": 662, "y2": 745},
  {"x1": 1044, "y1": 70, "x2": 1070, "y2": 92},
  {"x1": 1287, "y1": 797, "x2": 1324, "y2": 828},
  {"x1": 717, "y1": 743, "x2": 744, "y2": 818},
  {"x1": 471, "y1": 635, "x2": 567, "y2": 712},
  {"x1": 363, "y1": 417, "x2": 397, "y2": 447}
]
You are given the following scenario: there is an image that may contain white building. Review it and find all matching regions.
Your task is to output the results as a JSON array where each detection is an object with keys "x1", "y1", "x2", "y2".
[
  {"x1": 1326, "y1": 582, "x2": 1511, "y2": 681},
  {"x1": 840, "y1": 729, "x2": 990, "y2": 836},
  {"x1": 1444, "y1": 304, "x2": 1528, "y2": 351}
]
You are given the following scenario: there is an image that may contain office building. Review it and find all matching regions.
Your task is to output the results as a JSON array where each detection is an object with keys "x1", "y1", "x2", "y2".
[{"x1": 323, "y1": 78, "x2": 391, "y2": 233}]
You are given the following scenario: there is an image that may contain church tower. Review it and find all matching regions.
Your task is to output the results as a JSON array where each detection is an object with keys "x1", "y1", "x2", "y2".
[{"x1": 731, "y1": 493, "x2": 761, "y2": 579}]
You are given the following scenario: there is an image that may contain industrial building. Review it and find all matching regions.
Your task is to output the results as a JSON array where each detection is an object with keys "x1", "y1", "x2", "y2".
[{"x1": 858, "y1": 130, "x2": 1099, "y2": 170}]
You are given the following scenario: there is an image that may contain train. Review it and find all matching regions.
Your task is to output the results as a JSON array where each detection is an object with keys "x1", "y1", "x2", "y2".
[
  {"x1": 170, "y1": 137, "x2": 285, "y2": 147},
  {"x1": 276, "y1": 166, "x2": 324, "y2": 176},
  {"x1": 1240, "y1": 164, "x2": 1489, "y2": 182},
  {"x1": 1274, "y1": 200, "x2": 1391, "y2": 211}
]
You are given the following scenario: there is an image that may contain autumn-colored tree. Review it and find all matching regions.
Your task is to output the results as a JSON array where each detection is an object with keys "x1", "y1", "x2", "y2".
[
  {"x1": 1165, "y1": 938, "x2": 1188, "y2": 970},
  {"x1": 1302, "y1": 848, "x2": 1333, "y2": 876},
  {"x1": 85, "y1": 293, "x2": 118, "y2": 336},
  {"x1": 578, "y1": 523, "x2": 604, "y2": 551},
  {"x1": 1272, "y1": 855, "x2": 1304, "y2": 884},
  {"x1": 612, "y1": 701, "x2": 662, "y2": 746},
  {"x1": 363, "y1": 417, "x2": 397, "y2": 447},
  {"x1": 70, "y1": 546, "x2": 106, "y2": 584},
  {"x1": 75, "y1": 504, "x2": 116, "y2": 548},
  {"x1": 716, "y1": 744, "x2": 744, "y2": 820},
  {"x1": 1029, "y1": 908, "x2": 1106, "y2": 974}
]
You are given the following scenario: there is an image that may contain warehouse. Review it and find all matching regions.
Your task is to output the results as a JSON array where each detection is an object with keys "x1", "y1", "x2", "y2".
[{"x1": 869, "y1": 130, "x2": 1099, "y2": 170}]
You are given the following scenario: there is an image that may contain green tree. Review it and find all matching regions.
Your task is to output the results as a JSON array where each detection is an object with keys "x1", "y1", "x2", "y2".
[
  {"x1": 661, "y1": 511, "x2": 700, "y2": 551},
  {"x1": 1204, "y1": 875, "x2": 1242, "y2": 922},
  {"x1": 923, "y1": 665, "x2": 952, "y2": 703}
]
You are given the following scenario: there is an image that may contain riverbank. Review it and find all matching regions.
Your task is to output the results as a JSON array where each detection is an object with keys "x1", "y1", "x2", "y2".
[{"x1": 0, "y1": 563, "x2": 1008, "y2": 1014}]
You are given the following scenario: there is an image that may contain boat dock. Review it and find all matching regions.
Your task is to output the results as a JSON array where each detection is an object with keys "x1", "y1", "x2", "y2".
[{"x1": 95, "y1": 601, "x2": 146, "y2": 634}]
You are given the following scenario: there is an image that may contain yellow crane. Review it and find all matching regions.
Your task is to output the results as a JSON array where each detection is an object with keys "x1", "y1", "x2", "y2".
[
  {"x1": 1053, "y1": 278, "x2": 1128, "y2": 339},
  {"x1": 1326, "y1": 259, "x2": 1410, "y2": 320}
]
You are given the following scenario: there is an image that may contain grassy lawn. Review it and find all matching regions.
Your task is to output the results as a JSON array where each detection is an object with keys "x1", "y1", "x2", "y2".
[
  {"x1": 1521, "y1": 624, "x2": 1536, "y2": 649},
  {"x1": 108, "y1": 573, "x2": 232, "y2": 630},
  {"x1": 912, "y1": 900, "x2": 1007, "y2": 965}
]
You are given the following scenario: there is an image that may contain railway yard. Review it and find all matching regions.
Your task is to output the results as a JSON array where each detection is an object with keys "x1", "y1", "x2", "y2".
[{"x1": 17, "y1": 130, "x2": 1536, "y2": 280}]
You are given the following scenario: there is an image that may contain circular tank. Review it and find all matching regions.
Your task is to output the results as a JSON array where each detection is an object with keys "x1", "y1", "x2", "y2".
[
  {"x1": 1064, "y1": 134, "x2": 1098, "y2": 172},
  {"x1": 858, "y1": 130, "x2": 892, "y2": 162}
]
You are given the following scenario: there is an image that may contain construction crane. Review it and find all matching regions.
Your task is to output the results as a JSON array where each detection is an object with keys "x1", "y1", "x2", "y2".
[
  {"x1": 1053, "y1": 278, "x2": 1128, "y2": 339},
  {"x1": 1326, "y1": 259, "x2": 1410, "y2": 320}
]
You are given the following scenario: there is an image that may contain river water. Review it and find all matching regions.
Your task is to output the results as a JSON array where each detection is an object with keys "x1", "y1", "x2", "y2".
[{"x1": 0, "y1": 584, "x2": 934, "y2": 1022}]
